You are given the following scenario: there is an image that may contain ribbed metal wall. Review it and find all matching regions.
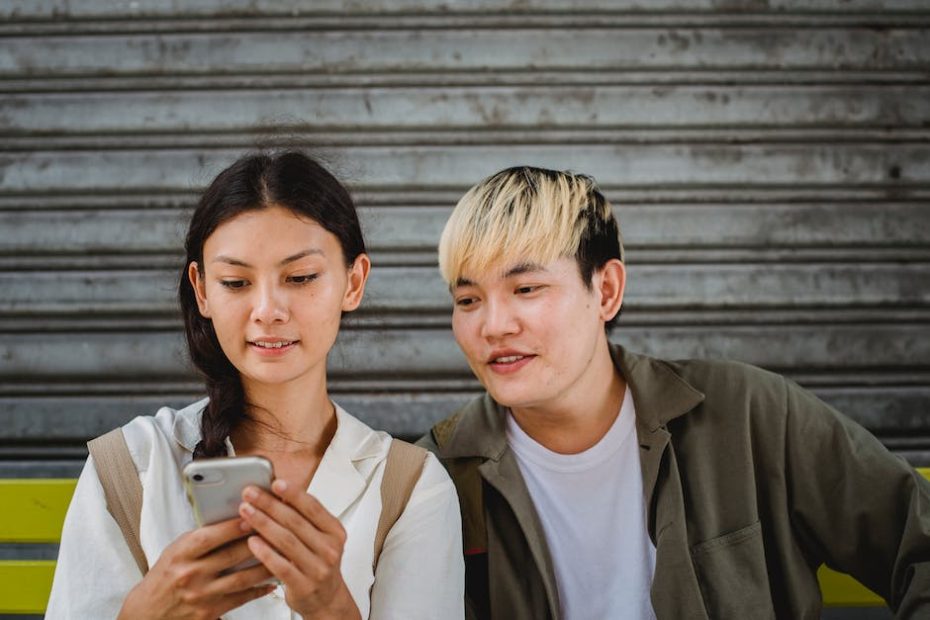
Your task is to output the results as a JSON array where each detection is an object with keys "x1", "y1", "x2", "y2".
[{"x1": 2, "y1": 1, "x2": 929, "y2": 485}]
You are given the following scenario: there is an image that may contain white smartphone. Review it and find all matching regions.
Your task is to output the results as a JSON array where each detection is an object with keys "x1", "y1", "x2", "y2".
[{"x1": 182, "y1": 456, "x2": 274, "y2": 527}]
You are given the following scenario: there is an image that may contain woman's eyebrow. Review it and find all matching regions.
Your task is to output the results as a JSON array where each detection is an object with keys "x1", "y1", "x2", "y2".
[
  {"x1": 212, "y1": 255, "x2": 251, "y2": 267},
  {"x1": 210, "y1": 248, "x2": 324, "y2": 268},
  {"x1": 279, "y1": 248, "x2": 324, "y2": 266}
]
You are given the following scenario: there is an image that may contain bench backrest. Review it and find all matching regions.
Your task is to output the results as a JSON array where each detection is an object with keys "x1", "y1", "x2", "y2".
[{"x1": 1, "y1": 471, "x2": 928, "y2": 614}]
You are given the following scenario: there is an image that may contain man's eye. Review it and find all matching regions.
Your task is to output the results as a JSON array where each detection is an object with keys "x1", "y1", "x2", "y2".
[
  {"x1": 455, "y1": 297, "x2": 477, "y2": 307},
  {"x1": 220, "y1": 280, "x2": 247, "y2": 289},
  {"x1": 288, "y1": 274, "x2": 318, "y2": 284},
  {"x1": 516, "y1": 285, "x2": 538, "y2": 295}
]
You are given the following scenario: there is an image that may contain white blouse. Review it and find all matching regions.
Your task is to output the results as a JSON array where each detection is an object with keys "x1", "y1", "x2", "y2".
[{"x1": 46, "y1": 399, "x2": 464, "y2": 619}]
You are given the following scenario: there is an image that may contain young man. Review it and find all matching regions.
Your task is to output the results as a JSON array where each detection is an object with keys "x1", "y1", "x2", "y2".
[{"x1": 418, "y1": 166, "x2": 930, "y2": 619}]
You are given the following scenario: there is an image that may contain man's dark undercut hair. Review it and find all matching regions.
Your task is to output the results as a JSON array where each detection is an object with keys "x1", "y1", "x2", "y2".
[{"x1": 574, "y1": 182, "x2": 624, "y2": 331}]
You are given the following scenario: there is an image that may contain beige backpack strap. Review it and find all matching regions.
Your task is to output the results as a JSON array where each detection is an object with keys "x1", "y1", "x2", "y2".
[
  {"x1": 87, "y1": 428, "x2": 149, "y2": 576},
  {"x1": 373, "y1": 439, "x2": 428, "y2": 572}
]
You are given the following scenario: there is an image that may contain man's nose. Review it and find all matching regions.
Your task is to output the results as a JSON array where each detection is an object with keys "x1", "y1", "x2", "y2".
[{"x1": 480, "y1": 297, "x2": 519, "y2": 339}]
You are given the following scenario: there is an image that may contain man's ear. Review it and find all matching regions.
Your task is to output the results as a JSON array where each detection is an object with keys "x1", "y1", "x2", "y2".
[
  {"x1": 342, "y1": 253, "x2": 371, "y2": 312},
  {"x1": 594, "y1": 259, "x2": 625, "y2": 323},
  {"x1": 188, "y1": 261, "x2": 211, "y2": 318}
]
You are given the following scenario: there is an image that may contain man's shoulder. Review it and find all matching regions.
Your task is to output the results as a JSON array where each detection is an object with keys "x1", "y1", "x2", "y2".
[
  {"x1": 623, "y1": 349, "x2": 793, "y2": 434},
  {"x1": 415, "y1": 393, "x2": 495, "y2": 456},
  {"x1": 642, "y1": 353, "x2": 786, "y2": 403}
]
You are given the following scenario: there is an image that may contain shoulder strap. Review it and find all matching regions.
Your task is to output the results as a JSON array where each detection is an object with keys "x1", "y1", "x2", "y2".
[
  {"x1": 87, "y1": 428, "x2": 149, "y2": 576},
  {"x1": 373, "y1": 438, "x2": 428, "y2": 572}
]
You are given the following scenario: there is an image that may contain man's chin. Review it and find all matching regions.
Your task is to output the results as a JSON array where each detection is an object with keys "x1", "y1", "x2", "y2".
[{"x1": 483, "y1": 384, "x2": 534, "y2": 410}]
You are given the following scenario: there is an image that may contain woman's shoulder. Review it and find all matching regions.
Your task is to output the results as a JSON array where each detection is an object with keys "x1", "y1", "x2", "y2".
[
  {"x1": 331, "y1": 402, "x2": 393, "y2": 462},
  {"x1": 117, "y1": 397, "x2": 209, "y2": 474},
  {"x1": 332, "y1": 402, "x2": 454, "y2": 495}
]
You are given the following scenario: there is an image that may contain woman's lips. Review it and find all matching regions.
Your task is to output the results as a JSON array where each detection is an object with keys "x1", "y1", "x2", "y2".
[{"x1": 248, "y1": 340, "x2": 298, "y2": 356}]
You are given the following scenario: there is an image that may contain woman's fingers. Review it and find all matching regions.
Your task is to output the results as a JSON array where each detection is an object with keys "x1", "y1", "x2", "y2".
[
  {"x1": 212, "y1": 583, "x2": 278, "y2": 617},
  {"x1": 246, "y1": 533, "x2": 328, "y2": 585},
  {"x1": 243, "y1": 485, "x2": 313, "y2": 541},
  {"x1": 239, "y1": 497, "x2": 320, "y2": 572},
  {"x1": 204, "y1": 561, "x2": 275, "y2": 597},
  {"x1": 179, "y1": 517, "x2": 251, "y2": 558},
  {"x1": 240, "y1": 484, "x2": 343, "y2": 561},
  {"x1": 200, "y1": 538, "x2": 256, "y2": 574},
  {"x1": 272, "y1": 479, "x2": 346, "y2": 540},
  {"x1": 237, "y1": 482, "x2": 357, "y2": 617},
  {"x1": 244, "y1": 518, "x2": 353, "y2": 617}
]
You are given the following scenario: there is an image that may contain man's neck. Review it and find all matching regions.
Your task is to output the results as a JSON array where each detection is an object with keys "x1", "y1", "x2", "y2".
[{"x1": 509, "y1": 341, "x2": 627, "y2": 455}]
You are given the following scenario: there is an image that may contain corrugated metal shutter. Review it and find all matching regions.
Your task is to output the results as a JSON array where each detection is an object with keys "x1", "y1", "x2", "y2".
[{"x1": 2, "y1": 1, "x2": 928, "y2": 481}]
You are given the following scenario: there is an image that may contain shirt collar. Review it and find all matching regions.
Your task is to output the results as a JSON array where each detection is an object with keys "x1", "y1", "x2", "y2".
[
  {"x1": 308, "y1": 403, "x2": 383, "y2": 518},
  {"x1": 171, "y1": 397, "x2": 209, "y2": 453}
]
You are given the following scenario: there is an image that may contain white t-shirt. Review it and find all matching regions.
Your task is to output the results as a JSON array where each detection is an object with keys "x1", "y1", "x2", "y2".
[
  {"x1": 506, "y1": 388, "x2": 657, "y2": 620},
  {"x1": 46, "y1": 399, "x2": 464, "y2": 620}
]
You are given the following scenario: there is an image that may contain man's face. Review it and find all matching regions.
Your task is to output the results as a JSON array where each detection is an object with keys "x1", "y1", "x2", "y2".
[{"x1": 451, "y1": 256, "x2": 615, "y2": 416}]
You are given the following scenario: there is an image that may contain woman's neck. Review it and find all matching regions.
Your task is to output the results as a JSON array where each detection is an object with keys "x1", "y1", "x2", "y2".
[{"x1": 230, "y1": 372, "x2": 336, "y2": 458}]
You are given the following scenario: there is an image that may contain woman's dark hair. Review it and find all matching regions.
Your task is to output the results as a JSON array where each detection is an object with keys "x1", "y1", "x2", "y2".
[{"x1": 179, "y1": 151, "x2": 366, "y2": 459}]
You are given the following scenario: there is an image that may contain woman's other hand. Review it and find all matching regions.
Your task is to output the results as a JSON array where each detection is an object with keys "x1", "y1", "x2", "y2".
[
  {"x1": 239, "y1": 479, "x2": 361, "y2": 620},
  {"x1": 117, "y1": 517, "x2": 275, "y2": 620}
]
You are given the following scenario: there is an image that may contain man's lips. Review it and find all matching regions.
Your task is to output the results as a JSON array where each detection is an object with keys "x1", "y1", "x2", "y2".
[{"x1": 487, "y1": 352, "x2": 536, "y2": 374}]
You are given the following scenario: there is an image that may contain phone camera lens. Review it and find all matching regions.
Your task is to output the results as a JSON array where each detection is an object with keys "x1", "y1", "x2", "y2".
[{"x1": 193, "y1": 474, "x2": 204, "y2": 482}]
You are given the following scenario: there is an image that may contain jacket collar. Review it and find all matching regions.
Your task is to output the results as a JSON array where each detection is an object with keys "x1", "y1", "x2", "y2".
[
  {"x1": 171, "y1": 398, "x2": 383, "y2": 517},
  {"x1": 612, "y1": 345, "x2": 705, "y2": 431},
  {"x1": 440, "y1": 344, "x2": 705, "y2": 458}
]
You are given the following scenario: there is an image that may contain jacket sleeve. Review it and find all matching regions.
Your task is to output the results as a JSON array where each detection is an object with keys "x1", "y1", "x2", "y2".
[
  {"x1": 369, "y1": 452, "x2": 465, "y2": 620},
  {"x1": 45, "y1": 456, "x2": 142, "y2": 619},
  {"x1": 783, "y1": 377, "x2": 930, "y2": 617}
]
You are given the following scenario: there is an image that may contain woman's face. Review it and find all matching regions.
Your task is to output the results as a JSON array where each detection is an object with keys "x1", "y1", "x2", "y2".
[{"x1": 189, "y1": 205, "x2": 369, "y2": 393}]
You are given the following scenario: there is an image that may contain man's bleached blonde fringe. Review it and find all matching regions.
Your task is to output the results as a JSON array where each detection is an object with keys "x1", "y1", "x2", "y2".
[{"x1": 438, "y1": 167, "x2": 617, "y2": 285}]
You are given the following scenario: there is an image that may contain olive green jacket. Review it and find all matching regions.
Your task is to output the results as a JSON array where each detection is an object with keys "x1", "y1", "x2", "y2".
[{"x1": 418, "y1": 345, "x2": 930, "y2": 619}]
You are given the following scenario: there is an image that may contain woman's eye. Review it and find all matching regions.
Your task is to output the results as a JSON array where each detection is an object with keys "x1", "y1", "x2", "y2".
[
  {"x1": 220, "y1": 280, "x2": 247, "y2": 289},
  {"x1": 288, "y1": 274, "x2": 318, "y2": 284}
]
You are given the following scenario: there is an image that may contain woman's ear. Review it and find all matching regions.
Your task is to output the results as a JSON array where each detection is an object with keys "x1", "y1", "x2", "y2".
[
  {"x1": 595, "y1": 259, "x2": 625, "y2": 323},
  {"x1": 342, "y1": 254, "x2": 371, "y2": 312},
  {"x1": 188, "y1": 261, "x2": 211, "y2": 318}
]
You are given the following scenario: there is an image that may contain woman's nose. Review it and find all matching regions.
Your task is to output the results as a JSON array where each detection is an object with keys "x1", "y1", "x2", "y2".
[{"x1": 251, "y1": 283, "x2": 289, "y2": 324}]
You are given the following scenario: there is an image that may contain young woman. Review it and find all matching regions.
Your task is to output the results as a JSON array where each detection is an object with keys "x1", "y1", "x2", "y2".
[{"x1": 47, "y1": 151, "x2": 464, "y2": 619}]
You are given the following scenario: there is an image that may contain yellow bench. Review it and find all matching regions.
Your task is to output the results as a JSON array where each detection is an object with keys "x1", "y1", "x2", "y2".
[{"x1": 2, "y1": 470, "x2": 928, "y2": 614}]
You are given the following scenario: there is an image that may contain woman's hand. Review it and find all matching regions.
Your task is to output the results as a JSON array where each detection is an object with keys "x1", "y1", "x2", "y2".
[
  {"x1": 117, "y1": 517, "x2": 276, "y2": 620},
  {"x1": 239, "y1": 479, "x2": 361, "y2": 620}
]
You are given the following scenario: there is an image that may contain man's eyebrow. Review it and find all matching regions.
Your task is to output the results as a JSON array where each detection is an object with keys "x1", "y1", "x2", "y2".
[
  {"x1": 450, "y1": 262, "x2": 545, "y2": 290},
  {"x1": 211, "y1": 249, "x2": 323, "y2": 268},
  {"x1": 503, "y1": 262, "x2": 546, "y2": 278}
]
